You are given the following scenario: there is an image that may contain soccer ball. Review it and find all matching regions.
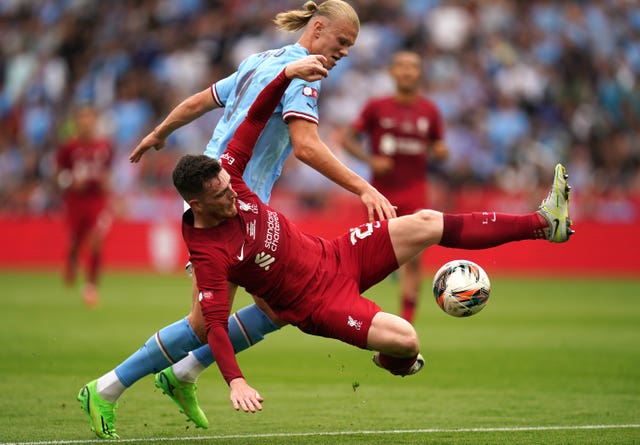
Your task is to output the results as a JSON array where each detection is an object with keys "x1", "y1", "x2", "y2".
[{"x1": 432, "y1": 260, "x2": 491, "y2": 317}]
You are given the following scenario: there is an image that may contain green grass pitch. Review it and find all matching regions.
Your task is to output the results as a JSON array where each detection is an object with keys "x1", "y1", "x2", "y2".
[{"x1": 0, "y1": 269, "x2": 639, "y2": 444}]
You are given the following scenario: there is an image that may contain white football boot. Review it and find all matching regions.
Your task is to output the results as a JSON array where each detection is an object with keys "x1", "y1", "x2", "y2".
[{"x1": 372, "y1": 352, "x2": 425, "y2": 376}]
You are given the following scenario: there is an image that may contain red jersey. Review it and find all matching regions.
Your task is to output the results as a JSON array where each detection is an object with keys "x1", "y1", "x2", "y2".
[
  {"x1": 56, "y1": 138, "x2": 113, "y2": 199},
  {"x1": 184, "y1": 71, "x2": 335, "y2": 384},
  {"x1": 351, "y1": 96, "x2": 444, "y2": 194}
]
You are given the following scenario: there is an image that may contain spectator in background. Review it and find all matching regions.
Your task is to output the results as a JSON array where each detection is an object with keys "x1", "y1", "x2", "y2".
[
  {"x1": 343, "y1": 50, "x2": 448, "y2": 323},
  {"x1": 1, "y1": 1, "x2": 639, "y2": 222},
  {"x1": 55, "y1": 105, "x2": 113, "y2": 306}
]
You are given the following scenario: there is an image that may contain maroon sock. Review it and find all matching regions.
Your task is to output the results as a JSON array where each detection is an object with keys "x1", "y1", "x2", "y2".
[
  {"x1": 439, "y1": 212, "x2": 547, "y2": 249},
  {"x1": 400, "y1": 294, "x2": 417, "y2": 323},
  {"x1": 377, "y1": 353, "x2": 418, "y2": 375}
]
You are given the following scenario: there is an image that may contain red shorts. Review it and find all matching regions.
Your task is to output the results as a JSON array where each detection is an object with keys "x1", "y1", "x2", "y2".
[
  {"x1": 64, "y1": 195, "x2": 110, "y2": 240},
  {"x1": 295, "y1": 219, "x2": 399, "y2": 349}
]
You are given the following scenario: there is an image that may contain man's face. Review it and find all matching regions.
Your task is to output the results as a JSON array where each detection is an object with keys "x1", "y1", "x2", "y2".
[
  {"x1": 311, "y1": 18, "x2": 358, "y2": 70},
  {"x1": 390, "y1": 52, "x2": 422, "y2": 94},
  {"x1": 194, "y1": 168, "x2": 238, "y2": 221},
  {"x1": 75, "y1": 107, "x2": 98, "y2": 139}
]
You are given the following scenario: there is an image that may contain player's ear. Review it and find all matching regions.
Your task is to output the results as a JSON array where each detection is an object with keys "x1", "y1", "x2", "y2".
[
  {"x1": 189, "y1": 198, "x2": 202, "y2": 212},
  {"x1": 313, "y1": 17, "x2": 324, "y2": 36}
]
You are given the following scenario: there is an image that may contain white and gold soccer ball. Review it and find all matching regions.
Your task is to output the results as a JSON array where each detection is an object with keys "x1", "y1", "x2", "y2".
[{"x1": 432, "y1": 260, "x2": 491, "y2": 317}]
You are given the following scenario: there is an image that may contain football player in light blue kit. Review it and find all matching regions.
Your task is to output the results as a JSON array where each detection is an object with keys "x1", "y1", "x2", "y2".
[
  {"x1": 205, "y1": 44, "x2": 321, "y2": 203},
  {"x1": 78, "y1": 1, "x2": 396, "y2": 440}
]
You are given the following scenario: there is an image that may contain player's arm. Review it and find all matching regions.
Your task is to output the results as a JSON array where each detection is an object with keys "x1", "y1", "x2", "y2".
[
  {"x1": 342, "y1": 125, "x2": 393, "y2": 177},
  {"x1": 431, "y1": 139, "x2": 449, "y2": 162},
  {"x1": 54, "y1": 146, "x2": 73, "y2": 191},
  {"x1": 129, "y1": 88, "x2": 221, "y2": 163},
  {"x1": 224, "y1": 55, "x2": 328, "y2": 179},
  {"x1": 289, "y1": 119, "x2": 397, "y2": 221},
  {"x1": 197, "y1": 266, "x2": 263, "y2": 412},
  {"x1": 428, "y1": 105, "x2": 449, "y2": 162}
]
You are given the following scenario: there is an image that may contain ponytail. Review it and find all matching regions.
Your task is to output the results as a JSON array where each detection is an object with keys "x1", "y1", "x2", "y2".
[{"x1": 274, "y1": 0, "x2": 359, "y2": 32}]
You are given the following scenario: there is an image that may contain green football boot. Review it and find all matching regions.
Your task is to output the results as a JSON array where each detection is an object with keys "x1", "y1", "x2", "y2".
[
  {"x1": 155, "y1": 367, "x2": 209, "y2": 429},
  {"x1": 77, "y1": 380, "x2": 119, "y2": 439},
  {"x1": 538, "y1": 163, "x2": 574, "y2": 243}
]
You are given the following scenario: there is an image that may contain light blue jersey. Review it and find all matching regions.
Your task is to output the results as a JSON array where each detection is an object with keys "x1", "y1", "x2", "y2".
[{"x1": 205, "y1": 44, "x2": 321, "y2": 203}]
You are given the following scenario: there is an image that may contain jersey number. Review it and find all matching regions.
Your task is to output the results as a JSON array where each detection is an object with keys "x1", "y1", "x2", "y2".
[{"x1": 349, "y1": 222, "x2": 381, "y2": 245}]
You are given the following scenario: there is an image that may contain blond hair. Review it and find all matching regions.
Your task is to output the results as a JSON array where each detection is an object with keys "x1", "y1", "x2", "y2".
[{"x1": 274, "y1": 0, "x2": 359, "y2": 32}]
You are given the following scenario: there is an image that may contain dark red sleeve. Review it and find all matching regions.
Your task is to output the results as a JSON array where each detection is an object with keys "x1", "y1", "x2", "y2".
[
  {"x1": 428, "y1": 101, "x2": 445, "y2": 140},
  {"x1": 193, "y1": 252, "x2": 244, "y2": 384},
  {"x1": 222, "y1": 69, "x2": 292, "y2": 179}
]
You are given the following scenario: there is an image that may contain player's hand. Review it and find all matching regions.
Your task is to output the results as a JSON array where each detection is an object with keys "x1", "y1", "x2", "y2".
[
  {"x1": 284, "y1": 55, "x2": 328, "y2": 82},
  {"x1": 229, "y1": 378, "x2": 264, "y2": 413},
  {"x1": 360, "y1": 185, "x2": 397, "y2": 221},
  {"x1": 129, "y1": 130, "x2": 166, "y2": 163}
]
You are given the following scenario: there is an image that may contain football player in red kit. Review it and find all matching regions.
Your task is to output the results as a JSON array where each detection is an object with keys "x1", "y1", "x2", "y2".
[
  {"x1": 56, "y1": 105, "x2": 113, "y2": 307},
  {"x1": 343, "y1": 50, "x2": 449, "y2": 323},
  {"x1": 172, "y1": 55, "x2": 572, "y2": 413}
]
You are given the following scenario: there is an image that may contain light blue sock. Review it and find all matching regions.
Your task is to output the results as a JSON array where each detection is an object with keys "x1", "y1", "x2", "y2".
[
  {"x1": 192, "y1": 304, "x2": 280, "y2": 367},
  {"x1": 115, "y1": 317, "x2": 203, "y2": 387}
]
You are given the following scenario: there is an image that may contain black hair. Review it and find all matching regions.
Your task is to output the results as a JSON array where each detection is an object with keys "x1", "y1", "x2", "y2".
[{"x1": 172, "y1": 154, "x2": 222, "y2": 202}]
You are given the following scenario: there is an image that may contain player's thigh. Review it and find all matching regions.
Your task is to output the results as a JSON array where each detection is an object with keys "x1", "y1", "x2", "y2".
[
  {"x1": 388, "y1": 209, "x2": 443, "y2": 265},
  {"x1": 252, "y1": 295, "x2": 287, "y2": 327}
]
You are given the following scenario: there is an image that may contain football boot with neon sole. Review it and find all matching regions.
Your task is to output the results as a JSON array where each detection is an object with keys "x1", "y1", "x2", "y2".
[
  {"x1": 537, "y1": 163, "x2": 574, "y2": 243},
  {"x1": 155, "y1": 367, "x2": 209, "y2": 429},
  {"x1": 77, "y1": 380, "x2": 119, "y2": 439},
  {"x1": 372, "y1": 352, "x2": 425, "y2": 376}
]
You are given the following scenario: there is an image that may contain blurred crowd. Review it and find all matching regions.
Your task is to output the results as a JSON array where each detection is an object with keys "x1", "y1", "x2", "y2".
[{"x1": 1, "y1": 0, "x2": 639, "y2": 222}]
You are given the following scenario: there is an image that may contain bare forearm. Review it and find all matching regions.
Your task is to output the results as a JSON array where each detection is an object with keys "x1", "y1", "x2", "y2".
[
  {"x1": 155, "y1": 96, "x2": 215, "y2": 139},
  {"x1": 296, "y1": 139, "x2": 370, "y2": 195}
]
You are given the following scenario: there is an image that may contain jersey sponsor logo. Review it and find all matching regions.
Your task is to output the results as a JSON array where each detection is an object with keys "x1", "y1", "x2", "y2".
[
  {"x1": 349, "y1": 221, "x2": 381, "y2": 245},
  {"x1": 238, "y1": 199, "x2": 258, "y2": 214},
  {"x1": 380, "y1": 133, "x2": 426, "y2": 156},
  {"x1": 246, "y1": 220, "x2": 256, "y2": 240},
  {"x1": 265, "y1": 210, "x2": 280, "y2": 252},
  {"x1": 347, "y1": 315, "x2": 363, "y2": 331},
  {"x1": 255, "y1": 252, "x2": 276, "y2": 271},
  {"x1": 380, "y1": 118, "x2": 395, "y2": 129},
  {"x1": 302, "y1": 85, "x2": 318, "y2": 98},
  {"x1": 417, "y1": 117, "x2": 430, "y2": 134}
]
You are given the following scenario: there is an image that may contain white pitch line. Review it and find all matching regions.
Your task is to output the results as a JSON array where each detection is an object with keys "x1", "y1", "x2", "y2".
[{"x1": 2, "y1": 424, "x2": 640, "y2": 445}]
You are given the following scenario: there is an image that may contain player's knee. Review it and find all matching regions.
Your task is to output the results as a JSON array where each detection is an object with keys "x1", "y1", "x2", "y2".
[
  {"x1": 413, "y1": 209, "x2": 440, "y2": 224},
  {"x1": 388, "y1": 320, "x2": 419, "y2": 357},
  {"x1": 396, "y1": 329, "x2": 420, "y2": 357}
]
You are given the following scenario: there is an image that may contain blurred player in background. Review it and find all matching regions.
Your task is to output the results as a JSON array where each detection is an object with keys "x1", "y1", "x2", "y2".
[
  {"x1": 343, "y1": 50, "x2": 449, "y2": 323},
  {"x1": 78, "y1": 1, "x2": 397, "y2": 439},
  {"x1": 56, "y1": 105, "x2": 113, "y2": 307}
]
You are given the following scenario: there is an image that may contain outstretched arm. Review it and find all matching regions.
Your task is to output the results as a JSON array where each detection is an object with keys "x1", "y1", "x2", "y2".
[
  {"x1": 289, "y1": 119, "x2": 397, "y2": 221},
  {"x1": 129, "y1": 88, "x2": 220, "y2": 163}
]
